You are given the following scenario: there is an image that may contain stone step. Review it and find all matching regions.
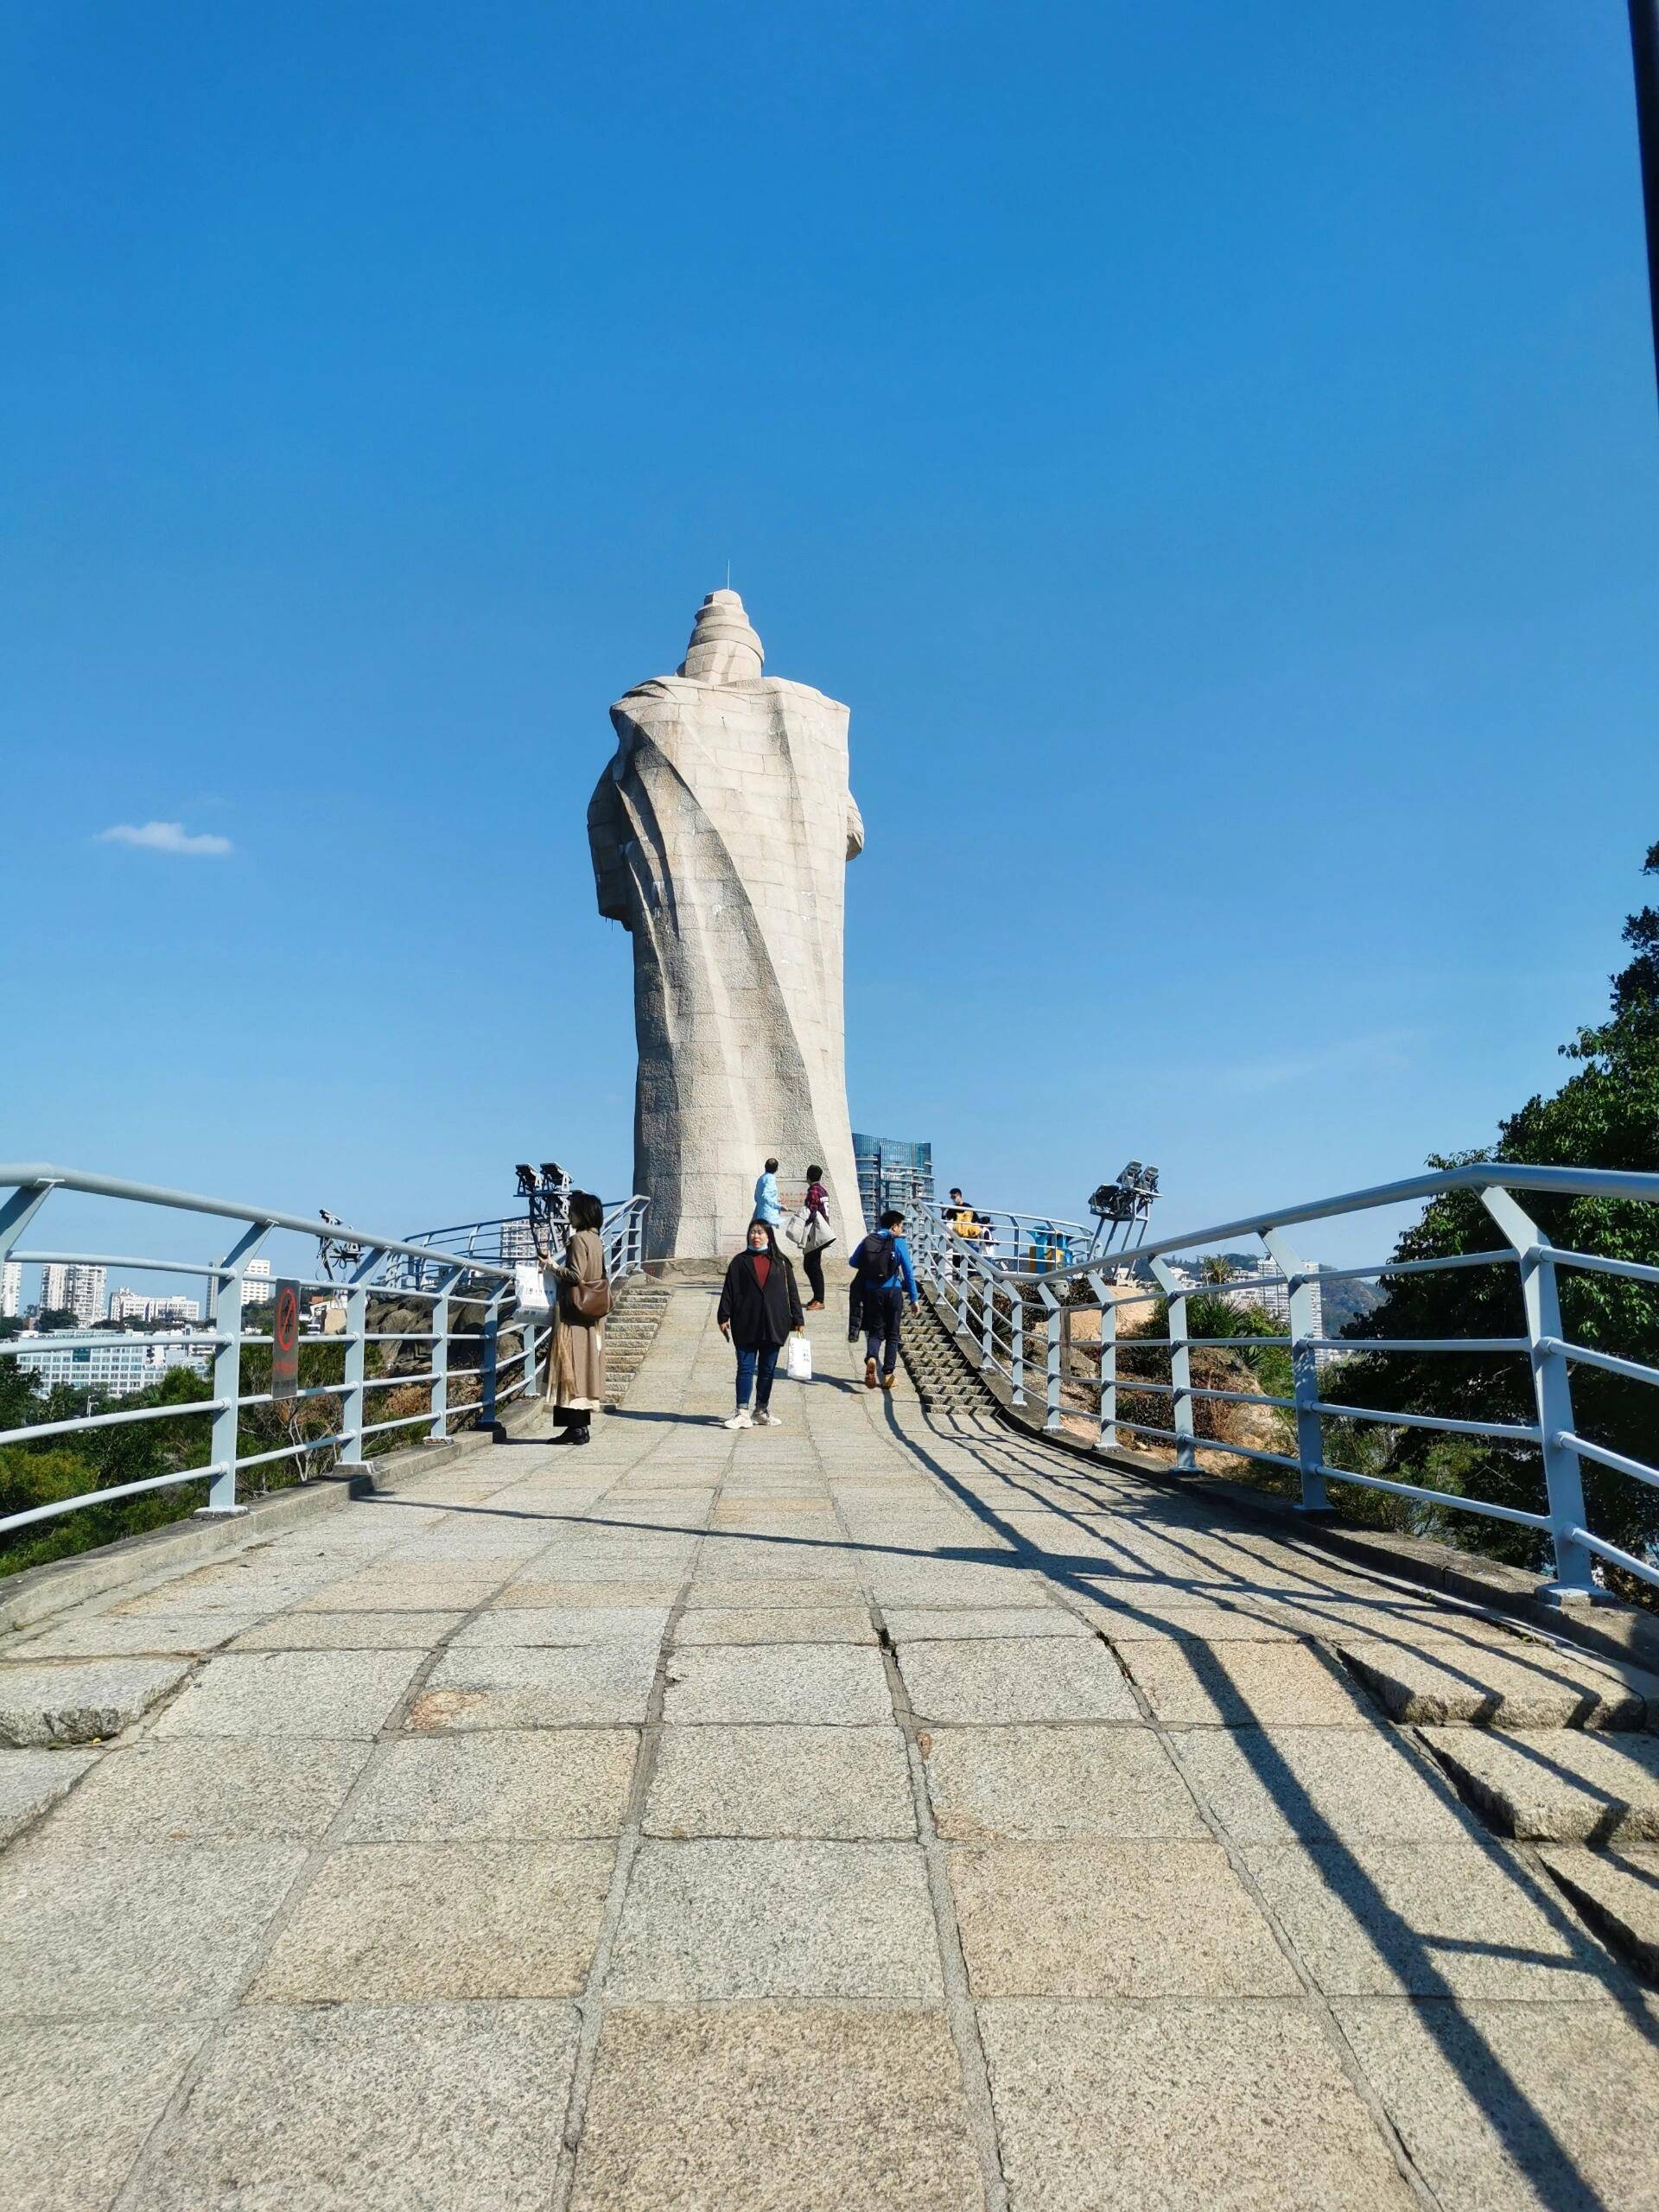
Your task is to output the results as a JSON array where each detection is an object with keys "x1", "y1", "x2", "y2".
[
  {"x1": 0, "y1": 1658, "x2": 192, "y2": 1747},
  {"x1": 1538, "y1": 1845, "x2": 1659, "y2": 1982},
  {"x1": 1423, "y1": 1726, "x2": 1659, "y2": 1844},
  {"x1": 1339, "y1": 1637, "x2": 1654, "y2": 1730}
]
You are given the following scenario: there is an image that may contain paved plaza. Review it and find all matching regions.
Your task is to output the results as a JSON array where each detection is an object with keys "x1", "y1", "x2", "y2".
[{"x1": 3, "y1": 1284, "x2": 1658, "y2": 2209}]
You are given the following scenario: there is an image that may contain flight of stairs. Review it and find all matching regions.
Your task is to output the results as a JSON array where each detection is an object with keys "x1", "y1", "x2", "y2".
[
  {"x1": 899, "y1": 1287, "x2": 1003, "y2": 1414},
  {"x1": 602, "y1": 1277, "x2": 672, "y2": 1405}
]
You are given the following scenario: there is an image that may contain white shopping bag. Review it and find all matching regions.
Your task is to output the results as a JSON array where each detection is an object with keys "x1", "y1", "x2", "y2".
[
  {"x1": 785, "y1": 1333, "x2": 813, "y2": 1382},
  {"x1": 513, "y1": 1262, "x2": 551, "y2": 1314}
]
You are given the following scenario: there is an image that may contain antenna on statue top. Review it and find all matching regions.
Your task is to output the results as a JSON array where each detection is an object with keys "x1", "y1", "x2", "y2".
[{"x1": 725, "y1": 557, "x2": 731, "y2": 591}]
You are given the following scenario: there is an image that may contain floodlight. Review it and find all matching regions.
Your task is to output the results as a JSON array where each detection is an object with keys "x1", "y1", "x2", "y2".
[{"x1": 515, "y1": 1165, "x2": 539, "y2": 1196}]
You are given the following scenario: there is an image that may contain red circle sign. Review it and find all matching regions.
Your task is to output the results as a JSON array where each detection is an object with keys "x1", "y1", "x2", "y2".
[{"x1": 274, "y1": 1286, "x2": 299, "y2": 1351}]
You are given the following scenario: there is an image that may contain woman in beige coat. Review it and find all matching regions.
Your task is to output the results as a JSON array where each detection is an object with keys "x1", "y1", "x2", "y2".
[{"x1": 546, "y1": 1191, "x2": 607, "y2": 1446}]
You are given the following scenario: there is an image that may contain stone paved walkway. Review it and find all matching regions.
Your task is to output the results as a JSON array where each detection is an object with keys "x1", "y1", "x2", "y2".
[{"x1": 3, "y1": 1284, "x2": 1658, "y2": 2209}]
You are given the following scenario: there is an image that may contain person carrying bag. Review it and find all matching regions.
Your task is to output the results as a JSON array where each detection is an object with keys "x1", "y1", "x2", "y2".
[
  {"x1": 718, "y1": 1217, "x2": 805, "y2": 1430},
  {"x1": 794, "y1": 1162, "x2": 836, "y2": 1311},
  {"x1": 545, "y1": 1190, "x2": 609, "y2": 1446}
]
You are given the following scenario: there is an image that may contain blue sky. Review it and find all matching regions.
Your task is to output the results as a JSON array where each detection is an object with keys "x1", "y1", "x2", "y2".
[{"x1": 3, "y1": 0, "x2": 1656, "y2": 1272}]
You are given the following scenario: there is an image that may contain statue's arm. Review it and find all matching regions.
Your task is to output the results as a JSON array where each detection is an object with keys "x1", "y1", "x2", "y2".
[
  {"x1": 588, "y1": 764, "x2": 632, "y2": 925},
  {"x1": 845, "y1": 792, "x2": 865, "y2": 862}
]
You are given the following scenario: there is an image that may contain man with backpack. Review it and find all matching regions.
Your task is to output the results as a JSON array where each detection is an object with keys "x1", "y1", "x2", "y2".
[{"x1": 849, "y1": 1209, "x2": 918, "y2": 1392}]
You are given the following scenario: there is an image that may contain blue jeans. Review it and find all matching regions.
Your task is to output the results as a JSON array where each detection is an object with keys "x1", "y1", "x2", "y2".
[
  {"x1": 734, "y1": 1341, "x2": 781, "y2": 1410},
  {"x1": 864, "y1": 1286, "x2": 904, "y2": 1376}
]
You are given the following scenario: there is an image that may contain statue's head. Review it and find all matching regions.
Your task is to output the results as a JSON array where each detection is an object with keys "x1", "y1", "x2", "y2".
[{"x1": 679, "y1": 588, "x2": 764, "y2": 683}]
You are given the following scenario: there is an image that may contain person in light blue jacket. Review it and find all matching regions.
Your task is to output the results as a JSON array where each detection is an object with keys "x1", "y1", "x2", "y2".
[{"x1": 753, "y1": 1157, "x2": 783, "y2": 1226}]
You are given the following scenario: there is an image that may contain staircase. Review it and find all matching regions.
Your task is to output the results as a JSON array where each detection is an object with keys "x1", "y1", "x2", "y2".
[
  {"x1": 899, "y1": 1287, "x2": 1003, "y2": 1414},
  {"x1": 602, "y1": 1276, "x2": 672, "y2": 1405}
]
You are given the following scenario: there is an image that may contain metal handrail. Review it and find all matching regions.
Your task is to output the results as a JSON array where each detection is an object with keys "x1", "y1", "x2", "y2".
[
  {"x1": 904, "y1": 1162, "x2": 1659, "y2": 1601},
  {"x1": 0, "y1": 1168, "x2": 648, "y2": 1544}
]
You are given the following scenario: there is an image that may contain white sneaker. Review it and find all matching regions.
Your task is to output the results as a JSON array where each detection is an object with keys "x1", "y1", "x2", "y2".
[
  {"x1": 722, "y1": 1409, "x2": 753, "y2": 1430},
  {"x1": 754, "y1": 1408, "x2": 781, "y2": 1427}
]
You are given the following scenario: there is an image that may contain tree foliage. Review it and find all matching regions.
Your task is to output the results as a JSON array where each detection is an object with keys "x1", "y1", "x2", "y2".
[{"x1": 1329, "y1": 841, "x2": 1659, "y2": 1575}]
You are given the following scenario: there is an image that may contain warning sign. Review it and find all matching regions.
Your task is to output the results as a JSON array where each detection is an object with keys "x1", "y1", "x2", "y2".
[{"x1": 271, "y1": 1281, "x2": 301, "y2": 1401}]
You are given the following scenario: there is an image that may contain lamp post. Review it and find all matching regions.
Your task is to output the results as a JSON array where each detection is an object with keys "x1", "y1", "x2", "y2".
[{"x1": 1632, "y1": 0, "x2": 1659, "y2": 407}]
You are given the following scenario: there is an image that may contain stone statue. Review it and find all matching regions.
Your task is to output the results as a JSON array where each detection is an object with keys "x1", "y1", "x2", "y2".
[{"x1": 588, "y1": 588, "x2": 868, "y2": 1262}]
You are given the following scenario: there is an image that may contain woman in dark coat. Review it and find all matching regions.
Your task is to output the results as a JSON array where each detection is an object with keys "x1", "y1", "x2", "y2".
[{"x1": 717, "y1": 1217, "x2": 804, "y2": 1430}]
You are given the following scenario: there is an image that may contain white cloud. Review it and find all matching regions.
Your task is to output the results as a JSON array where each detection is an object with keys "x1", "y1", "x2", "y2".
[{"x1": 97, "y1": 821, "x2": 233, "y2": 857}]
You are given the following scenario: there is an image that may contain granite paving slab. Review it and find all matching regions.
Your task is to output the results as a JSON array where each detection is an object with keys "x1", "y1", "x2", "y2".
[
  {"x1": 895, "y1": 1637, "x2": 1140, "y2": 1725},
  {"x1": 607, "y1": 1839, "x2": 942, "y2": 1999},
  {"x1": 414, "y1": 1643, "x2": 658, "y2": 1728},
  {"x1": 1, "y1": 2018, "x2": 209, "y2": 2212},
  {"x1": 644, "y1": 1724, "x2": 915, "y2": 1839},
  {"x1": 0, "y1": 1657, "x2": 191, "y2": 1745},
  {"x1": 1335, "y1": 1996, "x2": 1659, "y2": 2210},
  {"x1": 662, "y1": 1643, "x2": 893, "y2": 1725},
  {"x1": 880, "y1": 1605, "x2": 1084, "y2": 1642},
  {"x1": 296, "y1": 1566, "x2": 509, "y2": 1611},
  {"x1": 1244, "y1": 1840, "x2": 1625, "y2": 1999},
  {"x1": 41, "y1": 1738, "x2": 372, "y2": 1843},
  {"x1": 151, "y1": 1650, "x2": 421, "y2": 1738},
  {"x1": 949, "y1": 1840, "x2": 1299, "y2": 1997},
  {"x1": 137, "y1": 2000, "x2": 581, "y2": 2212},
  {"x1": 448, "y1": 1605, "x2": 672, "y2": 1648},
  {"x1": 251, "y1": 1841, "x2": 614, "y2": 1999},
  {"x1": 8, "y1": 1613, "x2": 258, "y2": 1658},
  {"x1": 0, "y1": 1840, "x2": 306, "y2": 2018},
  {"x1": 978, "y1": 1999, "x2": 1416, "y2": 2211},
  {"x1": 570, "y1": 2004, "x2": 982, "y2": 2212},
  {"x1": 0, "y1": 1748, "x2": 99, "y2": 1844},
  {"x1": 1421, "y1": 1724, "x2": 1659, "y2": 1844},
  {"x1": 1118, "y1": 1639, "x2": 1380, "y2": 1726},
  {"x1": 672, "y1": 1605, "x2": 876, "y2": 1645},
  {"x1": 343, "y1": 1729, "x2": 638, "y2": 1840},
  {"x1": 681, "y1": 1577, "x2": 862, "y2": 1609},
  {"x1": 922, "y1": 1724, "x2": 1208, "y2": 1840},
  {"x1": 488, "y1": 1577, "x2": 682, "y2": 1610},
  {"x1": 1169, "y1": 1726, "x2": 1483, "y2": 1843},
  {"x1": 226, "y1": 1610, "x2": 466, "y2": 1650}
]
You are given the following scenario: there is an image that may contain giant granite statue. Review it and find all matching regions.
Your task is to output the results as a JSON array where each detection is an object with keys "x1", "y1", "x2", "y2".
[{"x1": 589, "y1": 589, "x2": 868, "y2": 1262}]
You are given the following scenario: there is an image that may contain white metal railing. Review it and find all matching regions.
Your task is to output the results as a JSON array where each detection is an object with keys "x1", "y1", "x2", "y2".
[
  {"x1": 0, "y1": 1166, "x2": 649, "y2": 1545},
  {"x1": 906, "y1": 1163, "x2": 1659, "y2": 1604}
]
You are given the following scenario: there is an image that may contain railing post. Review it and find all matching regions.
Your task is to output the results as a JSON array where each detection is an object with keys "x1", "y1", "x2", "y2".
[
  {"x1": 1088, "y1": 1269, "x2": 1116, "y2": 1450},
  {"x1": 1480, "y1": 1185, "x2": 1596, "y2": 1600},
  {"x1": 200, "y1": 1221, "x2": 268, "y2": 1517},
  {"x1": 429, "y1": 1263, "x2": 461, "y2": 1442},
  {"x1": 1149, "y1": 1256, "x2": 1196, "y2": 1471},
  {"x1": 1010, "y1": 1280, "x2": 1027, "y2": 1407},
  {"x1": 1260, "y1": 1228, "x2": 1331, "y2": 1514},
  {"x1": 956, "y1": 1239, "x2": 970, "y2": 1343},
  {"x1": 980, "y1": 1262, "x2": 995, "y2": 1370},
  {"x1": 1041, "y1": 1282, "x2": 1062, "y2": 1433},
  {"x1": 478, "y1": 1293, "x2": 503, "y2": 1437},
  {"x1": 339, "y1": 1248, "x2": 383, "y2": 1470}
]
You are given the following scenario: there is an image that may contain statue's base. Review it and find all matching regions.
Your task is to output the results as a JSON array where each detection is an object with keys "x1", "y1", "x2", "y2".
[{"x1": 645, "y1": 1256, "x2": 730, "y2": 1284}]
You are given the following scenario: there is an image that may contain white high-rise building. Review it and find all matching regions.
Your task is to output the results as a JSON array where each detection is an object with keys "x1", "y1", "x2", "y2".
[
  {"x1": 38, "y1": 1262, "x2": 108, "y2": 1325},
  {"x1": 110, "y1": 1290, "x2": 201, "y2": 1325},
  {"x1": 241, "y1": 1259, "x2": 274, "y2": 1309},
  {"x1": 1, "y1": 1260, "x2": 20, "y2": 1319}
]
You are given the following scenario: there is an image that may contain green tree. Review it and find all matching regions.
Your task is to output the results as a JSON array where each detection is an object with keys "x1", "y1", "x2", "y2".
[{"x1": 1332, "y1": 840, "x2": 1659, "y2": 1574}]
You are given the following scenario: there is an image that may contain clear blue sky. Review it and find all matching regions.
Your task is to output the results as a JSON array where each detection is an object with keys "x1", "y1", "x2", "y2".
[{"x1": 3, "y1": 1, "x2": 1656, "y2": 1270}]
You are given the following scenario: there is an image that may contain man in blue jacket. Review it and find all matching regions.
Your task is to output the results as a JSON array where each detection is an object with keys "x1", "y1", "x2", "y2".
[{"x1": 849, "y1": 1209, "x2": 918, "y2": 1392}]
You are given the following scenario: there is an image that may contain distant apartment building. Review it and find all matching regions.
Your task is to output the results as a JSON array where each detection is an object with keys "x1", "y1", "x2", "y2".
[
  {"x1": 1, "y1": 1260, "x2": 20, "y2": 1319},
  {"x1": 1221, "y1": 1268, "x2": 1324, "y2": 1339},
  {"x1": 241, "y1": 1259, "x2": 274, "y2": 1309},
  {"x1": 11, "y1": 1329, "x2": 212, "y2": 1399},
  {"x1": 38, "y1": 1262, "x2": 108, "y2": 1325},
  {"x1": 109, "y1": 1290, "x2": 202, "y2": 1325}
]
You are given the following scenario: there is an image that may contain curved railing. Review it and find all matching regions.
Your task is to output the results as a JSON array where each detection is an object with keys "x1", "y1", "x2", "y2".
[
  {"x1": 906, "y1": 1162, "x2": 1659, "y2": 1601},
  {"x1": 0, "y1": 1166, "x2": 649, "y2": 1547}
]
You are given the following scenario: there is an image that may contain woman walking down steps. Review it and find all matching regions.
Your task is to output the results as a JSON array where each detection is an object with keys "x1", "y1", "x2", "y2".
[{"x1": 718, "y1": 1217, "x2": 804, "y2": 1430}]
